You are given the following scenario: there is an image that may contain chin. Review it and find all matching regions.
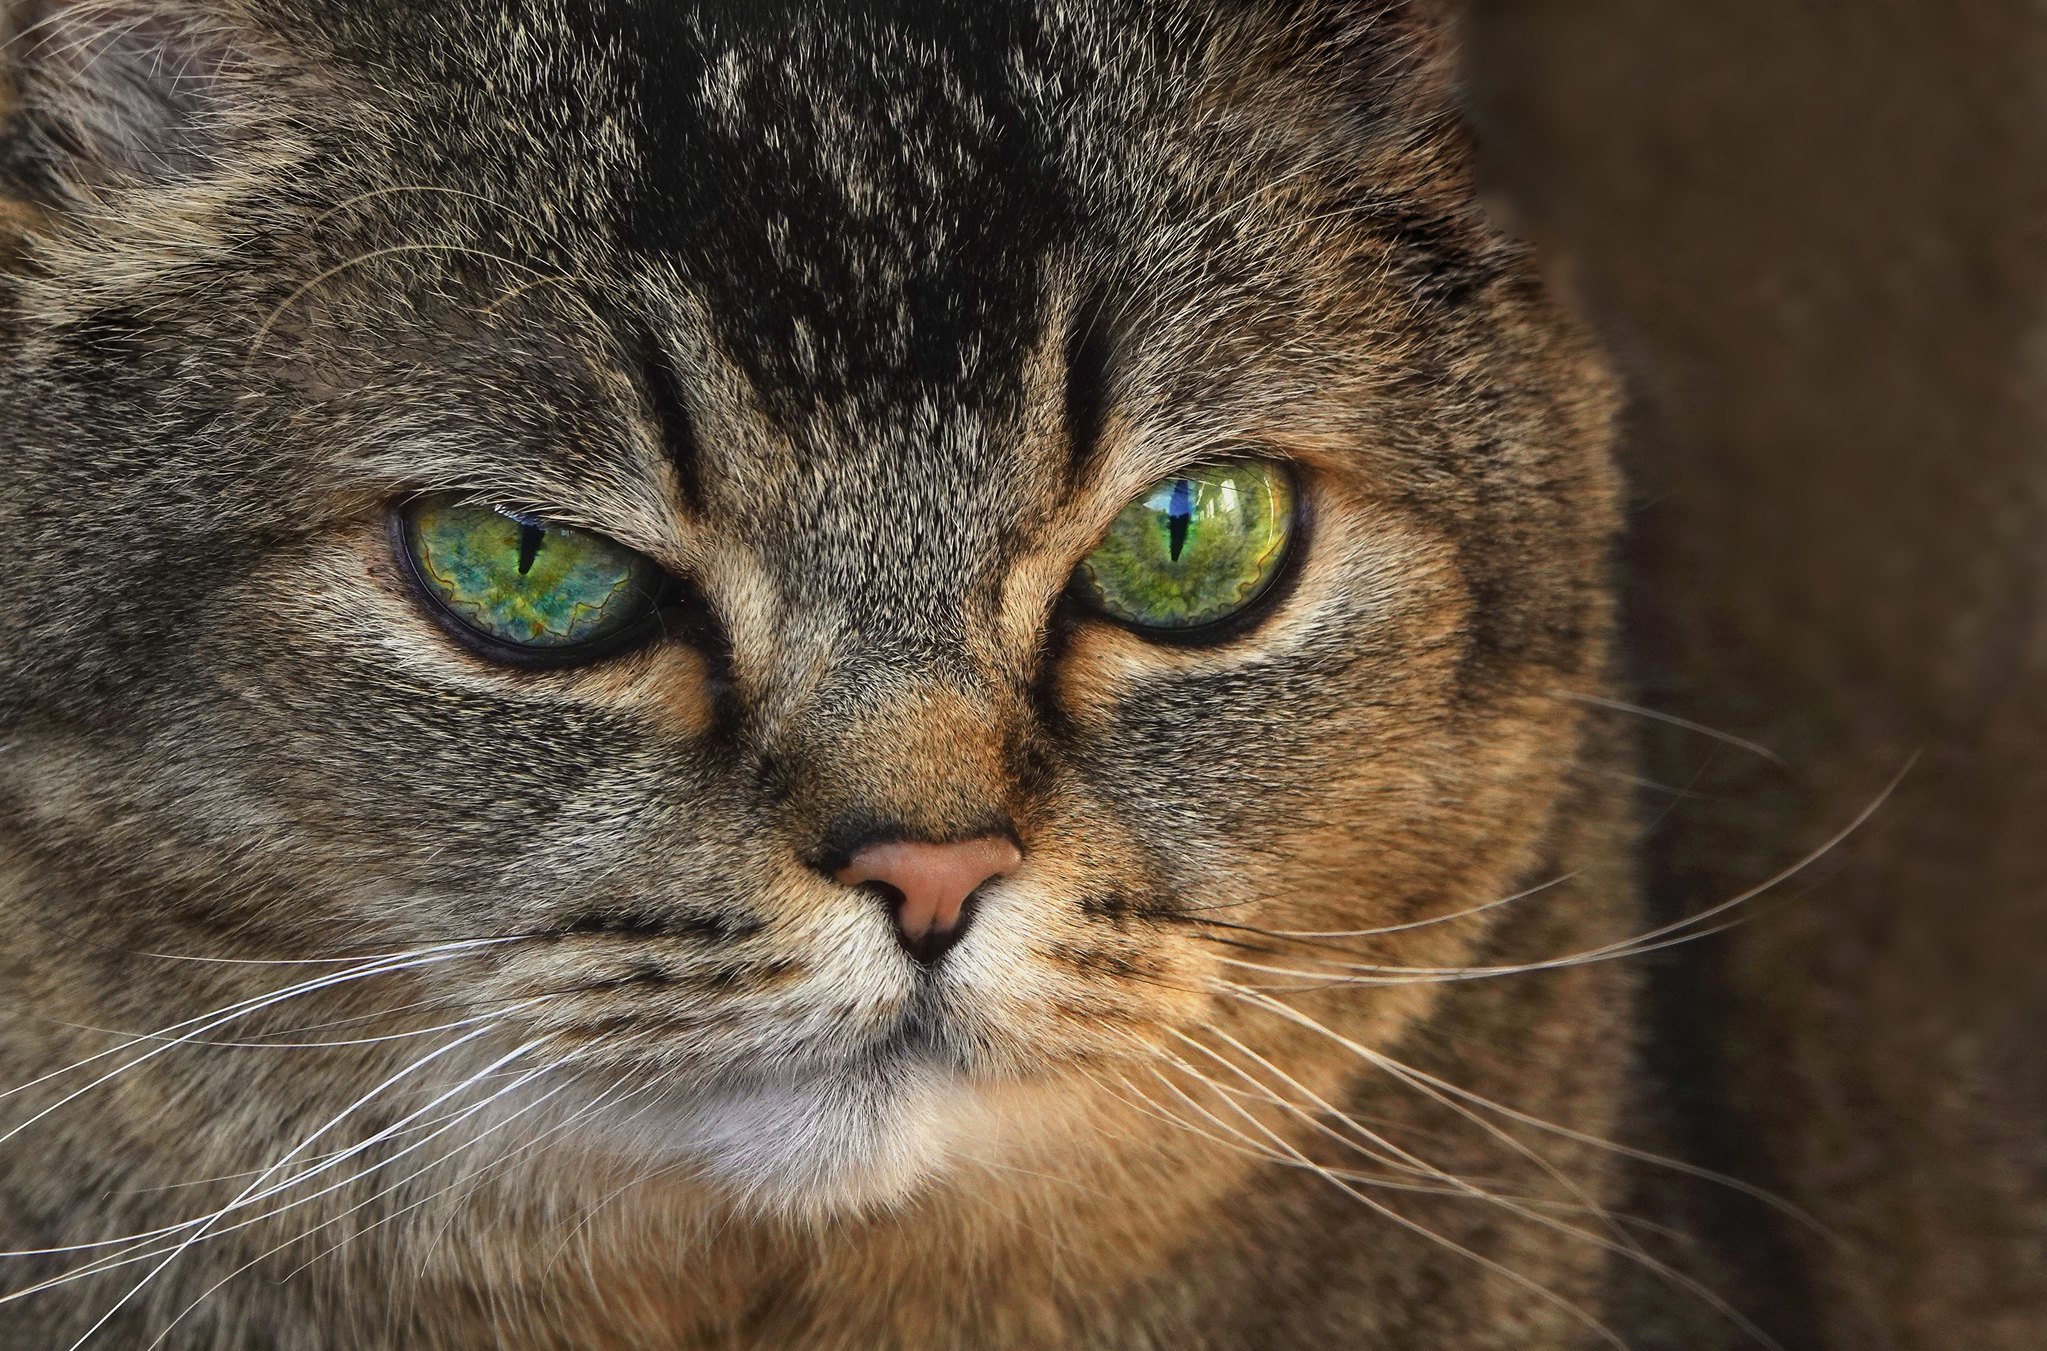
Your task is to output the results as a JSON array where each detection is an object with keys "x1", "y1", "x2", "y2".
[{"x1": 614, "y1": 1058, "x2": 993, "y2": 1220}]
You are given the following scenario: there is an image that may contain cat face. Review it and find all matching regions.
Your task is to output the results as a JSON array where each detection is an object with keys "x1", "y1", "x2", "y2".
[{"x1": 0, "y1": 0, "x2": 1616, "y2": 1218}]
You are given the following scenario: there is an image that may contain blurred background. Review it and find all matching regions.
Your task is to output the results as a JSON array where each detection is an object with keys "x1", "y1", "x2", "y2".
[{"x1": 1466, "y1": 4, "x2": 2045, "y2": 1347}]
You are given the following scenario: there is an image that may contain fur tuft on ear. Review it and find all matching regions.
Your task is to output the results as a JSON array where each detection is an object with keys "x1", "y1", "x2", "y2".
[
  {"x1": 1223, "y1": 0, "x2": 1474, "y2": 205},
  {"x1": 1336, "y1": 0, "x2": 1467, "y2": 117},
  {"x1": 0, "y1": 0, "x2": 245, "y2": 206}
]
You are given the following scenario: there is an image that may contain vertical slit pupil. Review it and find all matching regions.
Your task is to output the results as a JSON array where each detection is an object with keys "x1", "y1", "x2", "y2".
[
  {"x1": 1166, "y1": 477, "x2": 1195, "y2": 562},
  {"x1": 516, "y1": 521, "x2": 546, "y2": 576}
]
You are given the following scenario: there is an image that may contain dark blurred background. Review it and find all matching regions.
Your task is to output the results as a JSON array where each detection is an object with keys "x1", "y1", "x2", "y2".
[{"x1": 1467, "y1": 4, "x2": 2045, "y2": 1347}]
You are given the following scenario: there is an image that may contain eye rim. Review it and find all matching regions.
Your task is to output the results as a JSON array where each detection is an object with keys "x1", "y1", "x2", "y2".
[
  {"x1": 386, "y1": 494, "x2": 681, "y2": 671},
  {"x1": 1066, "y1": 456, "x2": 1309, "y2": 647}
]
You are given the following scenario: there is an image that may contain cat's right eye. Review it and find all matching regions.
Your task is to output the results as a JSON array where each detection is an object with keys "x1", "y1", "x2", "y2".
[{"x1": 393, "y1": 495, "x2": 672, "y2": 666}]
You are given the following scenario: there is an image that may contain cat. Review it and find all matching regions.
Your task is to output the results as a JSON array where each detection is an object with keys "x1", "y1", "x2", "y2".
[{"x1": 0, "y1": 2, "x2": 1673, "y2": 1347}]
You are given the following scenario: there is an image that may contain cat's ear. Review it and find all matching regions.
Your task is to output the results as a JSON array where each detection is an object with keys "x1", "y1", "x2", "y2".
[
  {"x1": 1239, "y1": 0, "x2": 1471, "y2": 152},
  {"x1": 1341, "y1": 0, "x2": 1468, "y2": 122},
  {"x1": 0, "y1": 0, "x2": 249, "y2": 214},
  {"x1": 1258, "y1": 0, "x2": 1465, "y2": 85},
  {"x1": 1268, "y1": 1, "x2": 1538, "y2": 231}
]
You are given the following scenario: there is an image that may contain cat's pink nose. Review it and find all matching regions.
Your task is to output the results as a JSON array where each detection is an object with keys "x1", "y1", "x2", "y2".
[{"x1": 835, "y1": 836, "x2": 1021, "y2": 965}]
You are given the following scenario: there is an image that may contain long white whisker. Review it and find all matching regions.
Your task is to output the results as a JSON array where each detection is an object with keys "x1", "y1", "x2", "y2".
[
  {"x1": 1214, "y1": 872, "x2": 1579, "y2": 941},
  {"x1": 1203, "y1": 1020, "x2": 1624, "y2": 1224},
  {"x1": 1155, "y1": 1033, "x2": 1445, "y2": 1184},
  {"x1": 19, "y1": 992, "x2": 556, "y2": 1055},
  {"x1": 1554, "y1": 691, "x2": 1789, "y2": 770},
  {"x1": 1204, "y1": 758, "x2": 1912, "y2": 990},
  {"x1": 143, "y1": 1061, "x2": 608, "y2": 1348},
  {"x1": 1168, "y1": 1028, "x2": 1487, "y2": 1184},
  {"x1": 1188, "y1": 1017, "x2": 1779, "y2": 1348},
  {"x1": 5, "y1": 1029, "x2": 521, "y2": 1293},
  {"x1": 107, "y1": 1100, "x2": 493, "y2": 1197},
  {"x1": 57, "y1": 1029, "x2": 544, "y2": 1348},
  {"x1": 1087, "y1": 1061, "x2": 1685, "y2": 1232},
  {"x1": 7, "y1": 1054, "x2": 570, "y2": 1310},
  {"x1": 0, "y1": 938, "x2": 516, "y2": 1114},
  {"x1": 1219, "y1": 982, "x2": 1842, "y2": 1246},
  {"x1": 1142, "y1": 1048, "x2": 1536, "y2": 1201},
  {"x1": 417, "y1": 1076, "x2": 672, "y2": 1284},
  {"x1": 1143, "y1": 1065, "x2": 1630, "y2": 1349}
]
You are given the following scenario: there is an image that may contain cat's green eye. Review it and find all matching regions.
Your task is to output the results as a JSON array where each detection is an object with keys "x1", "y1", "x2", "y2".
[
  {"x1": 398, "y1": 496, "x2": 668, "y2": 662},
  {"x1": 1074, "y1": 458, "x2": 1298, "y2": 634}
]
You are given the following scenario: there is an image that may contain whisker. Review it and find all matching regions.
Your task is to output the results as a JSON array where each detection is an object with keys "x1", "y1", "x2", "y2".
[
  {"x1": 2, "y1": 1026, "x2": 526, "y2": 1291},
  {"x1": 1141, "y1": 1064, "x2": 1631, "y2": 1350},
  {"x1": 1167, "y1": 1028, "x2": 1514, "y2": 1191},
  {"x1": 146, "y1": 1064, "x2": 617, "y2": 1348},
  {"x1": 1205, "y1": 923, "x2": 1760, "y2": 988},
  {"x1": 1094, "y1": 1057, "x2": 1557, "y2": 1209},
  {"x1": 4, "y1": 1047, "x2": 527, "y2": 1301},
  {"x1": 1140, "y1": 1048, "x2": 1561, "y2": 1207},
  {"x1": 1188, "y1": 1019, "x2": 1778, "y2": 1348},
  {"x1": 1554, "y1": 691, "x2": 1790, "y2": 771},
  {"x1": 106, "y1": 1103, "x2": 490, "y2": 1197},
  {"x1": 1217, "y1": 982, "x2": 1844, "y2": 1247},
  {"x1": 1191, "y1": 872, "x2": 1578, "y2": 943},
  {"x1": 1198, "y1": 756, "x2": 1914, "y2": 989},
  {"x1": 0, "y1": 941, "x2": 516, "y2": 1149},
  {"x1": 1135, "y1": 1041, "x2": 1676, "y2": 1239},
  {"x1": 17, "y1": 992, "x2": 556, "y2": 1054},
  {"x1": 53, "y1": 1030, "x2": 547, "y2": 1348},
  {"x1": 9, "y1": 1055, "x2": 576, "y2": 1317},
  {"x1": 244, "y1": 243, "x2": 576, "y2": 365},
  {"x1": 1120, "y1": 1063, "x2": 1374, "y2": 1182},
  {"x1": 477, "y1": 1080, "x2": 685, "y2": 1282}
]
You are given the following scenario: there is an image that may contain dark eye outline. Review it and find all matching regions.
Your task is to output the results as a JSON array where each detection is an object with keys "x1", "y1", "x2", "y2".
[
  {"x1": 1064, "y1": 458, "x2": 1310, "y2": 647},
  {"x1": 386, "y1": 496, "x2": 682, "y2": 671}
]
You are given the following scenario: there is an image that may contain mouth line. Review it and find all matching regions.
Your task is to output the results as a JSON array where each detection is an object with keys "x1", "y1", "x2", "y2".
[{"x1": 860, "y1": 991, "x2": 956, "y2": 1066}]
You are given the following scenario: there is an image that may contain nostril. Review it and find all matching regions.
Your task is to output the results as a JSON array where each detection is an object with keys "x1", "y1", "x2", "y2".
[
  {"x1": 857, "y1": 879, "x2": 908, "y2": 914},
  {"x1": 860, "y1": 880, "x2": 974, "y2": 965},
  {"x1": 895, "y1": 885, "x2": 987, "y2": 966}
]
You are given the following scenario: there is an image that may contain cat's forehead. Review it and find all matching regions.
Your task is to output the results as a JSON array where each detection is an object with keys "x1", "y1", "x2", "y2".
[
  {"x1": 333, "y1": 0, "x2": 1125, "y2": 526},
  {"x1": 581, "y1": 9, "x2": 1088, "y2": 596},
  {"x1": 549, "y1": 1, "x2": 1093, "y2": 423}
]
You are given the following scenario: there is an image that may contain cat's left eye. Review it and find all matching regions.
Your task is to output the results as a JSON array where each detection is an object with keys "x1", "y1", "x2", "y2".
[
  {"x1": 395, "y1": 495, "x2": 670, "y2": 665},
  {"x1": 1073, "y1": 458, "x2": 1299, "y2": 636}
]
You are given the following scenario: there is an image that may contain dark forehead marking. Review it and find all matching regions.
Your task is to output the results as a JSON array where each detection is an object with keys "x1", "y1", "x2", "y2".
[{"x1": 577, "y1": 0, "x2": 1080, "y2": 418}]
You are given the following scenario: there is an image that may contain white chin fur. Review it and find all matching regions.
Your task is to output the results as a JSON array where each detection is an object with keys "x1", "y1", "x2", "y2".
[{"x1": 636, "y1": 1061, "x2": 985, "y2": 1218}]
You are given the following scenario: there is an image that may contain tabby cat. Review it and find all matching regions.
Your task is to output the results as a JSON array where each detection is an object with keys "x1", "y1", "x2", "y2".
[{"x1": 0, "y1": 2, "x2": 1665, "y2": 1347}]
